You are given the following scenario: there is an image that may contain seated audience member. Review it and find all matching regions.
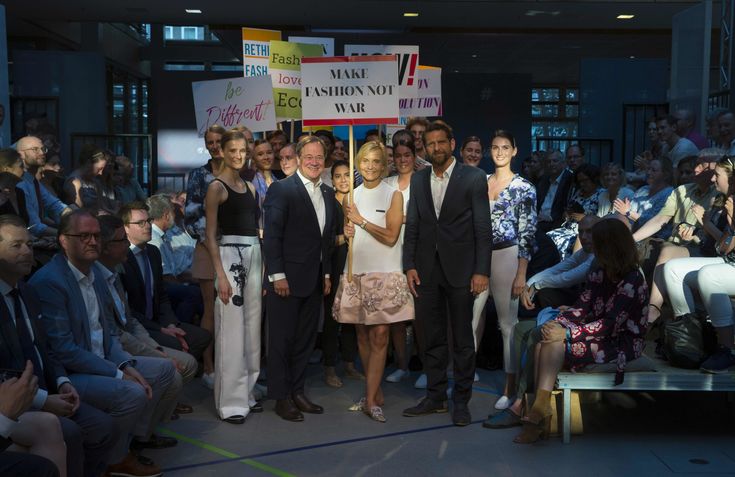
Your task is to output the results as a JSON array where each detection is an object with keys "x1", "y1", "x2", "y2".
[
  {"x1": 28, "y1": 209, "x2": 178, "y2": 476},
  {"x1": 96, "y1": 214, "x2": 197, "y2": 416},
  {"x1": 663, "y1": 156, "x2": 735, "y2": 373},
  {"x1": 614, "y1": 157, "x2": 674, "y2": 239},
  {"x1": 535, "y1": 149, "x2": 574, "y2": 233},
  {"x1": 16, "y1": 136, "x2": 71, "y2": 238},
  {"x1": 565, "y1": 144, "x2": 586, "y2": 173},
  {"x1": 547, "y1": 163, "x2": 602, "y2": 259},
  {"x1": 460, "y1": 136, "x2": 483, "y2": 168},
  {"x1": 521, "y1": 153, "x2": 543, "y2": 185},
  {"x1": 597, "y1": 162, "x2": 634, "y2": 217},
  {"x1": 513, "y1": 218, "x2": 649, "y2": 444},
  {"x1": 41, "y1": 156, "x2": 65, "y2": 199},
  {"x1": 718, "y1": 110, "x2": 735, "y2": 153},
  {"x1": 707, "y1": 108, "x2": 728, "y2": 146},
  {"x1": 165, "y1": 191, "x2": 196, "y2": 274},
  {"x1": 64, "y1": 145, "x2": 108, "y2": 212},
  {"x1": 632, "y1": 151, "x2": 720, "y2": 323},
  {"x1": 119, "y1": 202, "x2": 212, "y2": 362},
  {"x1": 0, "y1": 364, "x2": 65, "y2": 477},
  {"x1": 675, "y1": 155, "x2": 698, "y2": 185},
  {"x1": 0, "y1": 214, "x2": 117, "y2": 477},
  {"x1": 113, "y1": 156, "x2": 147, "y2": 204},
  {"x1": 279, "y1": 143, "x2": 299, "y2": 177},
  {"x1": 658, "y1": 114, "x2": 699, "y2": 166},
  {"x1": 674, "y1": 108, "x2": 709, "y2": 150},
  {"x1": 97, "y1": 150, "x2": 121, "y2": 214},
  {"x1": 0, "y1": 149, "x2": 28, "y2": 222},
  {"x1": 147, "y1": 194, "x2": 203, "y2": 325}
]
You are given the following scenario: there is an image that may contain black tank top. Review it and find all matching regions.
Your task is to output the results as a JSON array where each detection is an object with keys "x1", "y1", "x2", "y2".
[{"x1": 215, "y1": 179, "x2": 258, "y2": 236}]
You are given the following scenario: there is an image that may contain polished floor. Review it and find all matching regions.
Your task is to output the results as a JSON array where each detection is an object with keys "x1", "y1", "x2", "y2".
[{"x1": 152, "y1": 364, "x2": 735, "y2": 476}]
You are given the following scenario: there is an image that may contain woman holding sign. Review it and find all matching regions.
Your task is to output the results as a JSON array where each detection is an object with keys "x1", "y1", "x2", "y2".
[{"x1": 333, "y1": 141, "x2": 413, "y2": 423}]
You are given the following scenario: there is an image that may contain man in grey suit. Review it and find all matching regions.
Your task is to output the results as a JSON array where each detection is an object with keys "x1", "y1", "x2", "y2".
[{"x1": 29, "y1": 210, "x2": 178, "y2": 477}]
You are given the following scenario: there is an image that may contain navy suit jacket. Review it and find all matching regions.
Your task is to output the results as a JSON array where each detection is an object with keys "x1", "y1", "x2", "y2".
[
  {"x1": 28, "y1": 253, "x2": 132, "y2": 377},
  {"x1": 263, "y1": 173, "x2": 336, "y2": 297},
  {"x1": 535, "y1": 168, "x2": 574, "y2": 226},
  {"x1": 403, "y1": 160, "x2": 492, "y2": 288}
]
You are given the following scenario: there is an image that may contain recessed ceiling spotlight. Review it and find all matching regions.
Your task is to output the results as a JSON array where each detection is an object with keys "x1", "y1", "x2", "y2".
[
  {"x1": 617, "y1": 14, "x2": 635, "y2": 19},
  {"x1": 471, "y1": 54, "x2": 478, "y2": 58},
  {"x1": 185, "y1": 9, "x2": 202, "y2": 14},
  {"x1": 629, "y1": 55, "x2": 636, "y2": 59},
  {"x1": 403, "y1": 12, "x2": 419, "y2": 17}
]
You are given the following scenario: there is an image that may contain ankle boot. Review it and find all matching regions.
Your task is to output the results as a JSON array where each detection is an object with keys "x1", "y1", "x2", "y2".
[
  {"x1": 513, "y1": 417, "x2": 551, "y2": 444},
  {"x1": 524, "y1": 389, "x2": 553, "y2": 424}
]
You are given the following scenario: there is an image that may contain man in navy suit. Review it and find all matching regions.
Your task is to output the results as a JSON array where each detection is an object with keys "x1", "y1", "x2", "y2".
[
  {"x1": 263, "y1": 135, "x2": 336, "y2": 422},
  {"x1": 535, "y1": 149, "x2": 574, "y2": 232},
  {"x1": 0, "y1": 214, "x2": 116, "y2": 477},
  {"x1": 402, "y1": 121, "x2": 491, "y2": 426}
]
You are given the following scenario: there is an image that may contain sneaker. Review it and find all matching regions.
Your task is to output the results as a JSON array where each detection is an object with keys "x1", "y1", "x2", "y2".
[
  {"x1": 494, "y1": 395, "x2": 512, "y2": 410},
  {"x1": 201, "y1": 372, "x2": 214, "y2": 390},
  {"x1": 414, "y1": 373, "x2": 427, "y2": 389},
  {"x1": 474, "y1": 372, "x2": 480, "y2": 383},
  {"x1": 482, "y1": 408, "x2": 522, "y2": 429},
  {"x1": 701, "y1": 346, "x2": 735, "y2": 374},
  {"x1": 385, "y1": 369, "x2": 409, "y2": 383}
]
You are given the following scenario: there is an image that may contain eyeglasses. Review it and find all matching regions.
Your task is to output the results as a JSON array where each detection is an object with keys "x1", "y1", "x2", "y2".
[
  {"x1": 21, "y1": 146, "x2": 48, "y2": 154},
  {"x1": 63, "y1": 233, "x2": 100, "y2": 243},
  {"x1": 126, "y1": 218, "x2": 153, "y2": 227}
]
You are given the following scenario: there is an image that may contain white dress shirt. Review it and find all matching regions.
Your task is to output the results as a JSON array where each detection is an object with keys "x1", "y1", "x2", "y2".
[
  {"x1": 66, "y1": 260, "x2": 105, "y2": 358},
  {"x1": 539, "y1": 173, "x2": 562, "y2": 222},
  {"x1": 429, "y1": 157, "x2": 457, "y2": 218}
]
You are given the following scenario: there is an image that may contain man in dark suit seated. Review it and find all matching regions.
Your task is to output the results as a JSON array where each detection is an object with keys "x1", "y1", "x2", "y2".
[
  {"x1": 0, "y1": 362, "x2": 65, "y2": 477},
  {"x1": 535, "y1": 149, "x2": 573, "y2": 233},
  {"x1": 29, "y1": 209, "x2": 179, "y2": 477},
  {"x1": 0, "y1": 214, "x2": 116, "y2": 476},
  {"x1": 118, "y1": 202, "x2": 212, "y2": 364},
  {"x1": 263, "y1": 135, "x2": 337, "y2": 422},
  {"x1": 402, "y1": 121, "x2": 492, "y2": 426}
]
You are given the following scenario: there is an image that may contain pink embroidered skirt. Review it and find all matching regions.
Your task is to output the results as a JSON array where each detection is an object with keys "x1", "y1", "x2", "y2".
[{"x1": 333, "y1": 271, "x2": 414, "y2": 325}]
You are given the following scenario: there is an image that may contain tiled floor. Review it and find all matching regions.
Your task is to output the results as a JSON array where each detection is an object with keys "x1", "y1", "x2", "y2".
[{"x1": 151, "y1": 365, "x2": 735, "y2": 476}]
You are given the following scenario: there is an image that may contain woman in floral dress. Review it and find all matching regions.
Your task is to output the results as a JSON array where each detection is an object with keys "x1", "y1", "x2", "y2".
[{"x1": 514, "y1": 218, "x2": 649, "y2": 443}]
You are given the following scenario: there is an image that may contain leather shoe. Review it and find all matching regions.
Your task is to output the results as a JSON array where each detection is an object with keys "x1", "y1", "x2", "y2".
[
  {"x1": 175, "y1": 402, "x2": 193, "y2": 414},
  {"x1": 452, "y1": 403, "x2": 472, "y2": 427},
  {"x1": 275, "y1": 399, "x2": 304, "y2": 422},
  {"x1": 223, "y1": 415, "x2": 246, "y2": 424},
  {"x1": 403, "y1": 397, "x2": 448, "y2": 417},
  {"x1": 292, "y1": 393, "x2": 324, "y2": 414},
  {"x1": 131, "y1": 434, "x2": 177, "y2": 450},
  {"x1": 250, "y1": 401, "x2": 264, "y2": 413},
  {"x1": 107, "y1": 451, "x2": 162, "y2": 477}
]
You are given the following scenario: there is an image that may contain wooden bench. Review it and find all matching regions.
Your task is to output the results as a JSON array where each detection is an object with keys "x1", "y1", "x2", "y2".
[{"x1": 555, "y1": 355, "x2": 735, "y2": 443}]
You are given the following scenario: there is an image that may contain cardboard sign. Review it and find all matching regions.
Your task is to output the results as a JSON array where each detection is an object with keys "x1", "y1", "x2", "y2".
[
  {"x1": 399, "y1": 66, "x2": 442, "y2": 118},
  {"x1": 192, "y1": 75, "x2": 277, "y2": 136},
  {"x1": 241, "y1": 27, "x2": 281, "y2": 77},
  {"x1": 288, "y1": 36, "x2": 334, "y2": 56},
  {"x1": 344, "y1": 45, "x2": 419, "y2": 98},
  {"x1": 301, "y1": 56, "x2": 399, "y2": 126},
  {"x1": 269, "y1": 40, "x2": 323, "y2": 121}
]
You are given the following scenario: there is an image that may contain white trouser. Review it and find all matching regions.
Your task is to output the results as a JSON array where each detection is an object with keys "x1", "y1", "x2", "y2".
[
  {"x1": 663, "y1": 256, "x2": 735, "y2": 327},
  {"x1": 472, "y1": 245, "x2": 520, "y2": 374},
  {"x1": 214, "y1": 235, "x2": 262, "y2": 419}
]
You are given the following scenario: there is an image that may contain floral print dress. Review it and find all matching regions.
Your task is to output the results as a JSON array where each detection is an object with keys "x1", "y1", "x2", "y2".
[
  {"x1": 554, "y1": 266, "x2": 649, "y2": 384},
  {"x1": 547, "y1": 188, "x2": 602, "y2": 260},
  {"x1": 489, "y1": 174, "x2": 537, "y2": 260}
]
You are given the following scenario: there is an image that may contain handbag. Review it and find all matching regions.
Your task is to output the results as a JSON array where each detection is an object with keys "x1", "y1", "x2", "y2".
[{"x1": 661, "y1": 313, "x2": 716, "y2": 369}]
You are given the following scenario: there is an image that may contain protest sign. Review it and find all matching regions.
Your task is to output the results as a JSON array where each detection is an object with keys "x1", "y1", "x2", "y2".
[
  {"x1": 399, "y1": 65, "x2": 442, "y2": 118},
  {"x1": 288, "y1": 36, "x2": 334, "y2": 56},
  {"x1": 241, "y1": 27, "x2": 281, "y2": 77},
  {"x1": 344, "y1": 45, "x2": 419, "y2": 98},
  {"x1": 301, "y1": 56, "x2": 399, "y2": 126},
  {"x1": 269, "y1": 40, "x2": 323, "y2": 121},
  {"x1": 192, "y1": 75, "x2": 277, "y2": 136}
]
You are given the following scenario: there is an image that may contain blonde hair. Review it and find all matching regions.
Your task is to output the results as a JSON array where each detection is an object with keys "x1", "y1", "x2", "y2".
[
  {"x1": 601, "y1": 162, "x2": 627, "y2": 188},
  {"x1": 356, "y1": 141, "x2": 388, "y2": 179}
]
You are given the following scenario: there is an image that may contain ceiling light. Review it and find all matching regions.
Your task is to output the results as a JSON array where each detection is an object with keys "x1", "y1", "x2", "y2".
[
  {"x1": 185, "y1": 9, "x2": 202, "y2": 14},
  {"x1": 471, "y1": 54, "x2": 478, "y2": 58},
  {"x1": 403, "y1": 12, "x2": 419, "y2": 17},
  {"x1": 617, "y1": 14, "x2": 635, "y2": 19},
  {"x1": 629, "y1": 55, "x2": 636, "y2": 59}
]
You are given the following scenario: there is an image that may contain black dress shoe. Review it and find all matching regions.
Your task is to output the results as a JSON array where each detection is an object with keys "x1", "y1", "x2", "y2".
[
  {"x1": 250, "y1": 401, "x2": 264, "y2": 413},
  {"x1": 175, "y1": 403, "x2": 194, "y2": 414},
  {"x1": 452, "y1": 403, "x2": 472, "y2": 426},
  {"x1": 131, "y1": 434, "x2": 178, "y2": 450},
  {"x1": 275, "y1": 399, "x2": 304, "y2": 422},
  {"x1": 403, "y1": 397, "x2": 448, "y2": 417},
  {"x1": 292, "y1": 393, "x2": 324, "y2": 414},
  {"x1": 223, "y1": 415, "x2": 246, "y2": 424}
]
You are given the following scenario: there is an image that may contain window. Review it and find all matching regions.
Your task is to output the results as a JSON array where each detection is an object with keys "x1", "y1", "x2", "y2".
[
  {"x1": 531, "y1": 86, "x2": 579, "y2": 152},
  {"x1": 164, "y1": 25, "x2": 218, "y2": 42},
  {"x1": 211, "y1": 63, "x2": 244, "y2": 72},
  {"x1": 107, "y1": 67, "x2": 149, "y2": 135},
  {"x1": 164, "y1": 62, "x2": 205, "y2": 71}
]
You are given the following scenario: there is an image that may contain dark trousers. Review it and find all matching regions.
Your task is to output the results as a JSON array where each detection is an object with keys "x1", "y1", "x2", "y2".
[
  {"x1": 164, "y1": 283, "x2": 204, "y2": 324},
  {"x1": 149, "y1": 322, "x2": 211, "y2": 362},
  {"x1": 415, "y1": 256, "x2": 475, "y2": 404},
  {"x1": 266, "y1": 285, "x2": 321, "y2": 400},
  {"x1": 0, "y1": 452, "x2": 59, "y2": 477},
  {"x1": 62, "y1": 402, "x2": 117, "y2": 477},
  {"x1": 322, "y1": 274, "x2": 357, "y2": 367}
]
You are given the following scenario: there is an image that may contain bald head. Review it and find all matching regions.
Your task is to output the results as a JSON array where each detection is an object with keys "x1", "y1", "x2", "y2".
[
  {"x1": 674, "y1": 109, "x2": 695, "y2": 136},
  {"x1": 16, "y1": 136, "x2": 46, "y2": 169},
  {"x1": 578, "y1": 215, "x2": 601, "y2": 253}
]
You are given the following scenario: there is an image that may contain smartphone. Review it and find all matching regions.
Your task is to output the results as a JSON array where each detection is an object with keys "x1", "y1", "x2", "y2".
[{"x1": 0, "y1": 368, "x2": 22, "y2": 383}]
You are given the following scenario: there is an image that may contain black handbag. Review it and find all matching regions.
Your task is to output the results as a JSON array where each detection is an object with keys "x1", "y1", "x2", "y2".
[{"x1": 662, "y1": 313, "x2": 716, "y2": 369}]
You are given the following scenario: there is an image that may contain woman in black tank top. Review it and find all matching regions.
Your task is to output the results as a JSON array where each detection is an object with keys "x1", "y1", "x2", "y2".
[{"x1": 204, "y1": 130, "x2": 263, "y2": 424}]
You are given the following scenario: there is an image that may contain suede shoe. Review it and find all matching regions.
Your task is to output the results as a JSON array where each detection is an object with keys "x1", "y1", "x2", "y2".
[
  {"x1": 107, "y1": 452, "x2": 162, "y2": 477},
  {"x1": 275, "y1": 398, "x2": 304, "y2": 422},
  {"x1": 403, "y1": 397, "x2": 448, "y2": 417},
  {"x1": 483, "y1": 408, "x2": 522, "y2": 429},
  {"x1": 452, "y1": 403, "x2": 471, "y2": 426}
]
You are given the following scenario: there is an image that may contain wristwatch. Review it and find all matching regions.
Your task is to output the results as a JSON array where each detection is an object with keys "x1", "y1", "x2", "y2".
[{"x1": 359, "y1": 220, "x2": 368, "y2": 230}]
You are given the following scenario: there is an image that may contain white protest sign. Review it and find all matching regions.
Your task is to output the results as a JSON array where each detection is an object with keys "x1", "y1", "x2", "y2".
[
  {"x1": 288, "y1": 36, "x2": 335, "y2": 56},
  {"x1": 241, "y1": 27, "x2": 281, "y2": 77},
  {"x1": 192, "y1": 75, "x2": 277, "y2": 136},
  {"x1": 301, "y1": 56, "x2": 399, "y2": 126},
  {"x1": 400, "y1": 66, "x2": 442, "y2": 118},
  {"x1": 344, "y1": 45, "x2": 419, "y2": 98}
]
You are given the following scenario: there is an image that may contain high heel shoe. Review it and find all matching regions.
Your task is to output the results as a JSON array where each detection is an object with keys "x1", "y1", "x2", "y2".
[{"x1": 513, "y1": 416, "x2": 551, "y2": 444}]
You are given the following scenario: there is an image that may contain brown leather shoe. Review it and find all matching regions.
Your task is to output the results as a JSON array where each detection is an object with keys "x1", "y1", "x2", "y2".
[
  {"x1": 107, "y1": 451, "x2": 162, "y2": 477},
  {"x1": 324, "y1": 366, "x2": 343, "y2": 388},
  {"x1": 275, "y1": 398, "x2": 304, "y2": 422},
  {"x1": 175, "y1": 402, "x2": 193, "y2": 414},
  {"x1": 292, "y1": 393, "x2": 324, "y2": 414}
]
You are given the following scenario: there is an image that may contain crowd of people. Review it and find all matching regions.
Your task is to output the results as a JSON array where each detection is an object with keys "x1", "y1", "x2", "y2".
[{"x1": 1, "y1": 106, "x2": 735, "y2": 476}]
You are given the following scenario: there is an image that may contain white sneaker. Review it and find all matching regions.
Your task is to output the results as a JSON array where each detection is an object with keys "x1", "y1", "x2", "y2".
[
  {"x1": 414, "y1": 373, "x2": 427, "y2": 389},
  {"x1": 474, "y1": 372, "x2": 480, "y2": 383},
  {"x1": 494, "y1": 395, "x2": 512, "y2": 410},
  {"x1": 385, "y1": 369, "x2": 409, "y2": 383},
  {"x1": 202, "y1": 372, "x2": 215, "y2": 390}
]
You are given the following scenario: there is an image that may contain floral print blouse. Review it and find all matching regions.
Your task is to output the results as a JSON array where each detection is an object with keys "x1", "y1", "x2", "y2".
[
  {"x1": 489, "y1": 174, "x2": 537, "y2": 260},
  {"x1": 184, "y1": 161, "x2": 216, "y2": 241},
  {"x1": 554, "y1": 266, "x2": 649, "y2": 385},
  {"x1": 630, "y1": 185, "x2": 674, "y2": 240}
]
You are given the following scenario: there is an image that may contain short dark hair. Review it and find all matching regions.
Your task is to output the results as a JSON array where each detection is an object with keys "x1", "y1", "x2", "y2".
[
  {"x1": 423, "y1": 120, "x2": 454, "y2": 143},
  {"x1": 314, "y1": 130, "x2": 335, "y2": 146},
  {"x1": 0, "y1": 214, "x2": 28, "y2": 240},
  {"x1": 391, "y1": 130, "x2": 414, "y2": 148},
  {"x1": 118, "y1": 201, "x2": 149, "y2": 225},
  {"x1": 393, "y1": 137, "x2": 416, "y2": 157},
  {"x1": 567, "y1": 143, "x2": 585, "y2": 156},
  {"x1": 58, "y1": 209, "x2": 97, "y2": 239},
  {"x1": 219, "y1": 130, "x2": 247, "y2": 151},
  {"x1": 658, "y1": 115, "x2": 677, "y2": 127},
  {"x1": 365, "y1": 129, "x2": 380, "y2": 140},
  {"x1": 0, "y1": 148, "x2": 21, "y2": 169},
  {"x1": 98, "y1": 214, "x2": 125, "y2": 245},
  {"x1": 295, "y1": 135, "x2": 327, "y2": 157},
  {"x1": 266, "y1": 130, "x2": 287, "y2": 140}
]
